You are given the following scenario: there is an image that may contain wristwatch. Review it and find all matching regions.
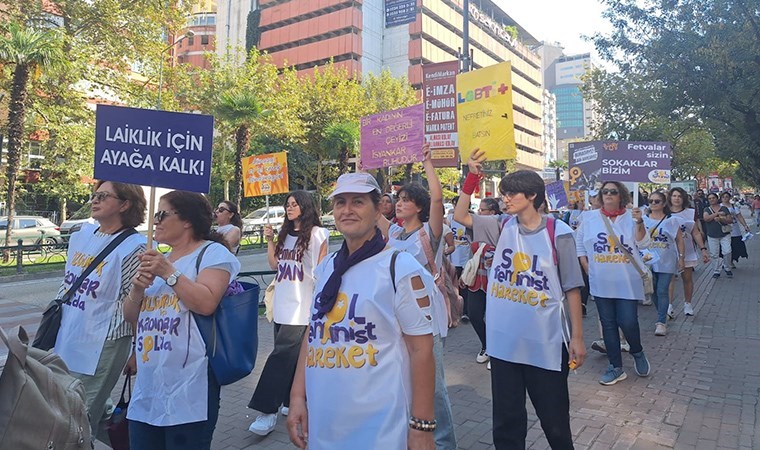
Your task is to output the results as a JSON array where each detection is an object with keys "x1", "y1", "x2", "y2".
[{"x1": 166, "y1": 270, "x2": 182, "y2": 287}]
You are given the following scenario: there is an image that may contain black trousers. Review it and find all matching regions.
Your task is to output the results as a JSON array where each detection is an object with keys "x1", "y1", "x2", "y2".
[
  {"x1": 248, "y1": 323, "x2": 307, "y2": 414},
  {"x1": 491, "y1": 348, "x2": 574, "y2": 450},
  {"x1": 468, "y1": 289, "x2": 487, "y2": 350}
]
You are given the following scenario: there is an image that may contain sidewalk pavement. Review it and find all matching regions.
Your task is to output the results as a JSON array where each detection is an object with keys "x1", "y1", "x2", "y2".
[{"x1": 6, "y1": 226, "x2": 758, "y2": 449}]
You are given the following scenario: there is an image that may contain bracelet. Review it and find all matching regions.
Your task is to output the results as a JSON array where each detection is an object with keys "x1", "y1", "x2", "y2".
[
  {"x1": 408, "y1": 416, "x2": 437, "y2": 432},
  {"x1": 461, "y1": 172, "x2": 483, "y2": 195},
  {"x1": 701, "y1": 247, "x2": 707, "y2": 251}
]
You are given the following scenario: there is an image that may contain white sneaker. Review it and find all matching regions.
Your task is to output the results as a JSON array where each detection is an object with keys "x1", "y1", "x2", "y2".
[
  {"x1": 487, "y1": 361, "x2": 491, "y2": 370},
  {"x1": 620, "y1": 341, "x2": 630, "y2": 352},
  {"x1": 248, "y1": 413, "x2": 277, "y2": 436},
  {"x1": 642, "y1": 296, "x2": 653, "y2": 306},
  {"x1": 476, "y1": 349, "x2": 489, "y2": 364},
  {"x1": 280, "y1": 406, "x2": 289, "y2": 416},
  {"x1": 655, "y1": 322, "x2": 667, "y2": 336},
  {"x1": 667, "y1": 304, "x2": 675, "y2": 320},
  {"x1": 684, "y1": 303, "x2": 694, "y2": 316}
]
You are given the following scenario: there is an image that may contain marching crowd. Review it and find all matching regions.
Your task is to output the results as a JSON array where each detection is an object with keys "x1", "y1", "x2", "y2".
[{"x1": 44, "y1": 144, "x2": 755, "y2": 450}]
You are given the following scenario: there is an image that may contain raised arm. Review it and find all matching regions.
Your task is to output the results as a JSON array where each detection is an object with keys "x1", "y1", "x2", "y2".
[
  {"x1": 423, "y1": 143, "x2": 444, "y2": 241},
  {"x1": 453, "y1": 148, "x2": 486, "y2": 228}
]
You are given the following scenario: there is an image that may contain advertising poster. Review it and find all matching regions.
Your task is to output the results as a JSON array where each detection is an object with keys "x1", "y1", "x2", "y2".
[
  {"x1": 723, "y1": 177, "x2": 733, "y2": 191},
  {"x1": 568, "y1": 141, "x2": 672, "y2": 191},
  {"x1": 456, "y1": 61, "x2": 515, "y2": 162},
  {"x1": 385, "y1": 0, "x2": 417, "y2": 27},
  {"x1": 545, "y1": 181, "x2": 569, "y2": 210},
  {"x1": 422, "y1": 61, "x2": 459, "y2": 167},
  {"x1": 94, "y1": 105, "x2": 214, "y2": 193},
  {"x1": 707, "y1": 172, "x2": 721, "y2": 193},
  {"x1": 360, "y1": 104, "x2": 425, "y2": 170},
  {"x1": 242, "y1": 152, "x2": 289, "y2": 197}
]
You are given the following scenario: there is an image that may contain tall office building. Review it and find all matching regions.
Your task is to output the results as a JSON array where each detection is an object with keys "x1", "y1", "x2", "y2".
[
  {"x1": 240, "y1": 0, "x2": 545, "y2": 171},
  {"x1": 541, "y1": 89, "x2": 557, "y2": 164}
]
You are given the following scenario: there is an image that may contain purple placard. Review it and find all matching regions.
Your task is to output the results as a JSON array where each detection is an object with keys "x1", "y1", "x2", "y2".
[
  {"x1": 568, "y1": 141, "x2": 671, "y2": 191},
  {"x1": 545, "y1": 181, "x2": 569, "y2": 210},
  {"x1": 95, "y1": 105, "x2": 214, "y2": 193},
  {"x1": 360, "y1": 104, "x2": 424, "y2": 170}
]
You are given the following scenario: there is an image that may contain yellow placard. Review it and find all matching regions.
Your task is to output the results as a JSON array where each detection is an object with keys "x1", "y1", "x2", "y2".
[
  {"x1": 242, "y1": 151, "x2": 289, "y2": 197},
  {"x1": 456, "y1": 61, "x2": 516, "y2": 161}
]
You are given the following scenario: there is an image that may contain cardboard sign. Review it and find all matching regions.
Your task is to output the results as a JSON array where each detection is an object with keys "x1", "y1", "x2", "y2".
[
  {"x1": 423, "y1": 61, "x2": 459, "y2": 168},
  {"x1": 360, "y1": 104, "x2": 425, "y2": 170},
  {"x1": 455, "y1": 62, "x2": 515, "y2": 162},
  {"x1": 94, "y1": 105, "x2": 214, "y2": 193},
  {"x1": 568, "y1": 141, "x2": 672, "y2": 191},
  {"x1": 545, "y1": 181, "x2": 569, "y2": 210},
  {"x1": 242, "y1": 152, "x2": 289, "y2": 197},
  {"x1": 707, "y1": 172, "x2": 721, "y2": 193}
]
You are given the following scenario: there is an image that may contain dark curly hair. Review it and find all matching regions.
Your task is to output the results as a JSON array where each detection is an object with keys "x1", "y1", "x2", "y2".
[
  {"x1": 648, "y1": 191, "x2": 671, "y2": 216},
  {"x1": 94, "y1": 180, "x2": 147, "y2": 229},
  {"x1": 160, "y1": 191, "x2": 227, "y2": 249},
  {"x1": 397, "y1": 183, "x2": 430, "y2": 223},
  {"x1": 667, "y1": 187, "x2": 691, "y2": 210},
  {"x1": 275, "y1": 191, "x2": 322, "y2": 258}
]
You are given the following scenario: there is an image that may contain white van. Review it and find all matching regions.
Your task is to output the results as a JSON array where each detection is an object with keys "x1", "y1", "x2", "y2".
[{"x1": 241, "y1": 206, "x2": 286, "y2": 233}]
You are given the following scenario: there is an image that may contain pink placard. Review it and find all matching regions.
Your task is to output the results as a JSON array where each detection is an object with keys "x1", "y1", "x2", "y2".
[{"x1": 360, "y1": 104, "x2": 424, "y2": 170}]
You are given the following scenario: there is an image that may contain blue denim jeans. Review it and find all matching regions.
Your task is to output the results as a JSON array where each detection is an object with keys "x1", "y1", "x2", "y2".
[
  {"x1": 129, "y1": 367, "x2": 221, "y2": 450},
  {"x1": 433, "y1": 335, "x2": 457, "y2": 450},
  {"x1": 652, "y1": 272, "x2": 674, "y2": 324},
  {"x1": 594, "y1": 297, "x2": 644, "y2": 369}
]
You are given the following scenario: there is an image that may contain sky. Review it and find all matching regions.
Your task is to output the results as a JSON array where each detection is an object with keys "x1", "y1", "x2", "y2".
[{"x1": 493, "y1": 0, "x2": 613, "y2": 59}]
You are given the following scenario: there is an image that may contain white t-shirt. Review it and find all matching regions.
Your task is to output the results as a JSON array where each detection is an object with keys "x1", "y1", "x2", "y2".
[
  {"x1": 274, "y1": 227, "x2": 329, "y2": 325},
  {"x1": 448, "y1": 214, "x2": 472, "y2": 267},
  {"x1": 388, "y1": 223, "x2": 448, "y2": 337},
  {"x1": 576, "y1": 210, "x2": 648, "y2": 301},
  {"x1": 672, "y1": 209, "x2": 698, "y2": 263},
  {"x1": 728, "y1": 205, "x2": 744, "y2": 237},
  {"x1": 128, "y1": 242, "x2": 240, "y2": 426},
  {"x1": 216, "y1": 223, "x2": 241, "y2": 254},
  {"x1": 643, "y1": 215, "x2": 680, "y2": 274},
  {"x1": 305, "y1": 249, "x2": 433, "y2": 450},
  {"x1": 55, "y1": 224, "x2": 146, "y2": 375}
]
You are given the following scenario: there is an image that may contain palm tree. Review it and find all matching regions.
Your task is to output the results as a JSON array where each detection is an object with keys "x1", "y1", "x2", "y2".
[
  {"x1": 0, "y1": 23, "x2": 64, "y2": 249},
  {"x1": 214, "y1": 91, "x2": 270, "y2": 208}
]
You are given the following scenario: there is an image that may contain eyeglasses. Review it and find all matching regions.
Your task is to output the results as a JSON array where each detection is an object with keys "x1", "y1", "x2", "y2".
[
  {"x1": 214, "y1": 207, "x2": 230, "y2": 214},
  {"x1": 90, "y1": 192, "x2": 123, "y2": 202},
  {"x1": 154, "y1": 210, "x2": 180, "y2": 223},
  {"x1": 648, "y1": 199, "x2": 663, "y2": 205},
  {"x1": 601, "y1": 189, "x2": 619, "y2": 196}
]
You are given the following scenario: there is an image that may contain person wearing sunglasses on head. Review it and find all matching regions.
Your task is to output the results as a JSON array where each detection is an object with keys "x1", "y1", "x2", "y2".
[
  {"x1": 576, "y1": 181, "x2": 653, "y2": 386},
  {"x1": 213, "y1": 201, "x2": 242, "y2": 254},
  {"x1": 53, "y1": 181, "x2": 147, "y2": 446},
  {"x1": 642, "y1": 191, "x2": 685, "y2": 336},
  {"x1": 124, "y1": 191, "x2": 240, "y2": 450}
]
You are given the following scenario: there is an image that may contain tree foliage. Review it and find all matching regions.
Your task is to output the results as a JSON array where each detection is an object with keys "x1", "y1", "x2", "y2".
[{"x1": 593, "y1": 0, "x2": 760, "y2": 186}]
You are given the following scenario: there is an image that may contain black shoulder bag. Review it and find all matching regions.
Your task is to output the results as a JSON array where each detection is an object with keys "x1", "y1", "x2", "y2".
[{"x1": 32, "y1": 228, "x2": 138, "y2": 350}]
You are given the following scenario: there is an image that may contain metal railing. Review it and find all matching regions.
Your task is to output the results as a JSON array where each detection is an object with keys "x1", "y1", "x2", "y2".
[{"x1": 0, "y1": 238, "x2": 68, "y2": 274}]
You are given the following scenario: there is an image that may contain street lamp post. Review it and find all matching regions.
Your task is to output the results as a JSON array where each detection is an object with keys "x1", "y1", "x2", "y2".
[{"x1": 156, "y1": 30, "x2": 194, "y2": 110}]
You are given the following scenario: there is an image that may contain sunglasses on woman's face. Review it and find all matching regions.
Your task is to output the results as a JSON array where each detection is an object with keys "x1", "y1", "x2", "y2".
[
  {"x1": 648, "y1": 199, "x2": 663, "y2": 205},
  {"x1": 214, "y1": 207, "x2": 230, "y2": 213},
  {"x1": 601, "y1": 189, "x2": 619, "y2": 196},
  {"x1": 154, "y1": 210, "x2": 179, "y2": 223}
]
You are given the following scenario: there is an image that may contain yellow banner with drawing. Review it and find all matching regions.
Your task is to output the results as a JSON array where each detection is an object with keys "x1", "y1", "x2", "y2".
[{"x1": 243, "y1": 151, "x2": 289, "y2": 197}]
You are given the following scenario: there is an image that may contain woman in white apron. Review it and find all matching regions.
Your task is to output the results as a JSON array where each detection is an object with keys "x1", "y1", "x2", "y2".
[
  {"x1": 213, "y1": 200, "x2": 242, "y2": 254},
  {"x1": 54, "y1": 181, "x2": 147, "y2": 445},
  {"x1": 124, "y1": 191, "x2": 240, "y2": 450}
]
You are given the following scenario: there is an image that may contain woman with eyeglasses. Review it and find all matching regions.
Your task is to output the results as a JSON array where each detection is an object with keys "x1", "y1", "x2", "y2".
[
  {"x1": 576, "y1": 182, "x2": 652, "y2": 385},
  {"x1": 667, "y1": 188, "x2": 709, "y2": 317},
  {"x1": 720, "y1": 191, "x2": 751, "y2": 269},
  {"x1": 124, "y1": 191, "x2": 240, "y2": 450},
  {"x1": 54, "y1": 181, "x2": 147, "y2": 446},
  {"x1": 703, "y1": 192, "x2": 734, "y2": 278},
  {"x1": 213, "y1": 201, "x2": 243, "y2": 254},
  {"x1": 642, "y1": 191, "x2": 685, "y2": 336},
  {"x1": 247, "y1": 190, "x2": 330, "y2": 436}
]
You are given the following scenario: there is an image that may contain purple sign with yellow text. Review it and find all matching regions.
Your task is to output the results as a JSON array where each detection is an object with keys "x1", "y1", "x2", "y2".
[
  {"x1": 568, "y1": 141, "x2": 671, "y2": 191},
  {"x1": 360, "y1": 104, "x2": 424, "y2": 170}
]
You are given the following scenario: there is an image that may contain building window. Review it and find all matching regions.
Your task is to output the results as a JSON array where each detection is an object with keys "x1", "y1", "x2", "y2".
[
  {"x1": 201, "y1": 35, "x2": 209, "y2": 45},
  {"x1": 188, "y1": 36, "x2": 194, "y2": 46}
]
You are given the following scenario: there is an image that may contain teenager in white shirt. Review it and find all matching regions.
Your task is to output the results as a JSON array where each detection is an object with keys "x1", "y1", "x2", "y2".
[
  {"x1": 576, "y1": 182, "x2": 652, "y2": 386},
  {"x1": 465, "y1": 150, "x2": 587, "y2": 449},
  {"x1": 287, "y1": 173, "x2": 436, "y2": 450},
  {"x1": 248, "y1": 191, "x2": 329, "y2": 436}
]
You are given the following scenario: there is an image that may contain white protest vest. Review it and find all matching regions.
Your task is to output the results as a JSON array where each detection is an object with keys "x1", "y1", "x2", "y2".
[
  {"x1": 273, "y1": 227, "x2": 329, "y2": 325},
  {"x1": 485, "y1": 218, "x2": 567, "y2": 371},
  {"x1": 644, "y1": 215, "x2": 680, "y2": 273},
  {"x1": 578, "y1": 210, "x2": 646, "y2": 301},
  {"x1": 55, "y1": 224, "x2": 145, "y2": 375},
  {"x1": 128, "y1": 242, "x2": 239, "y2": 426},
  {"x1": 388, "y1": 223, "x2": 448, "y2": 337},
  {"x1": 305, "y1": 249, "x2": 433, "y2": 450},
  {"x1": 672, "y1": 209, "x2": 698, "y2": 262}
]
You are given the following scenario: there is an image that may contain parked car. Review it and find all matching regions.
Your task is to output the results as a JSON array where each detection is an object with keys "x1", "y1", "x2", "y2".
[
  {"x1": 0, "y1": 216, "x2": 62, "y2": 245},
  {"x1": 320, "y1": 210, "x2": 335, "y2": 228},
  {"x1": 242, "y1": 206, "x2": 286, "y2": 233}
]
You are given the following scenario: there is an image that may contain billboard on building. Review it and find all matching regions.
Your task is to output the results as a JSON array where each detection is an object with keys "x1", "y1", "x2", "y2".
[
  {"x1": 423, "y1": 61, "x2": 459, "y2": 168},
  {"x1": 385, "y1": 0, "x2": 417, "y2": 27},
  {"x1": 456, "y1": 61, "x2": 516, "y2": 162},
  {"x1": 568, "y1": 141, "x2": 672, "y2": 191}
]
